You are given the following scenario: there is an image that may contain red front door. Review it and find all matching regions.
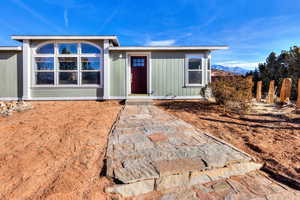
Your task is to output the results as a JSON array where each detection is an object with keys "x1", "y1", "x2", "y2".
[{"x1": 131, "y1": 56, "x2": 147, "y2": 94}]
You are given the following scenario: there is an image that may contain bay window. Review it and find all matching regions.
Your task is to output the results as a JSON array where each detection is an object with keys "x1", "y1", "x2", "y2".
[
  {"x1": 185, "y1": 54, "x2": 204, "y2": 86},
  {"x1": 33, "y1": 42, "x2": 102, "y2": 87}
]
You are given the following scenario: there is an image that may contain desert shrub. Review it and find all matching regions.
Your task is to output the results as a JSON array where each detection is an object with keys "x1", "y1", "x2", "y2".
[{"x1": 210, "y1": 76, "x2": 253, "y2": 113}]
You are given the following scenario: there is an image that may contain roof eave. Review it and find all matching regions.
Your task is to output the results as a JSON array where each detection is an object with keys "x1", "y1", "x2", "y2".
[
  {"x1": 11, "y1": 35, "x2": 120, "y2": 46},
  {"x1": 0, "y1": 46, "x2": 22, "y2": 51},
  {"x1": 109, "y1": 46, "x2": 229, "y2": 51}
]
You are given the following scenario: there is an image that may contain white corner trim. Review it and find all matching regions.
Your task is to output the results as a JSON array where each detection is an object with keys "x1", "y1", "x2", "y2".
[
  {"x1": 0, "y1": 97, "x2": 20, "y2": 101},
  {"x1": 103, "y1": 40, "x2": 110, "y2": 99},
  {"x1": 0, "y1": 46, "x2": 22, "y2": 51},
  {"x1": 23, "y1": 40, "x2": 31, "y2": 100},
  {"x1": 110, "y1": 46, "x2": 229, "y2": 51}
]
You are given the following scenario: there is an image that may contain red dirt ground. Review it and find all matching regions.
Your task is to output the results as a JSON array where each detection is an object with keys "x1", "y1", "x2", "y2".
[
  {"x1": 156, "y1": 100, "x2": 300, "y2": 188},
  {"x1": 0, "y1": 101, "x2": 122, "y2": 200}
]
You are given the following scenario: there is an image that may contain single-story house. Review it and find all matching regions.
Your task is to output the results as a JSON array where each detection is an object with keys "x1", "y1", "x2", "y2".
[{"x1": 0, "y1": 35, "x2": 228, "y2": 101}]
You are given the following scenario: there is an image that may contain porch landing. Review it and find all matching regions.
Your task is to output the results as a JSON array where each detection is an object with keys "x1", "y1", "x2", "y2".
[{"x1": 105, "y1": 105, "x2": 298, "y2": 198}]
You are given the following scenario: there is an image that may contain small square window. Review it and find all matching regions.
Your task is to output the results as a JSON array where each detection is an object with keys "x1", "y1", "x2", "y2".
[
  {"x1": 58, "y1": 43, "x2": 78, "y2": 54},
  {"x1": 58, "y1": 57, "x2": 77, "y2": 70},
  {"x1": 36, "y1": 72, "x2": 54, "y2": 85},
  {"x1": 82, "y1": 72, "x2": 100, "y2": 84},
  {"x1": 59, "y1": 72, "x2": 78, "y2": 85},
  {"x1": 35, "y1": 57, "x2": 54, "y2": 70},
  {"x1": 81, "y1": 57, "x2": 100, "y2": 70},
  {"x1": 188, "y1": 71, "x2": 202, "y2": 84}
]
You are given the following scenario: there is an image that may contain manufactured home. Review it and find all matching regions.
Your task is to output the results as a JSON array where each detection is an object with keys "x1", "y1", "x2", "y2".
[{"x1": 0, "y1": 35, "x2": 228, "y2": 100}]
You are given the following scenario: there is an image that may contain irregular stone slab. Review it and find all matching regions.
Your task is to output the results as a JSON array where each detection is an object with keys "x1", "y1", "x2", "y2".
[
  {"x1": 148, "y1": 132, "x2": 168, "y2": 142},
  {"x1": 156, "y1": 172, "x2": 190, "y2": 190},
  {"x1": 106, "y1": 179, "x2": 155, "y2": 197},
  {"x1": 190, "y1": 162, "x2": 263, "y2": 186},
  {"x1": 153, "y1": 158, "x2": 206, "y2": 176},
  {"x1": 114, "y1": 159, "x2": 159, "y2": 183}
]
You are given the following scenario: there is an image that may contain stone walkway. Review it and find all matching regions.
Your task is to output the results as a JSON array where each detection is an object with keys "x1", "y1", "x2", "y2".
[{"x1": 105, "y1": 105, "x2": 299, "y2": 198}]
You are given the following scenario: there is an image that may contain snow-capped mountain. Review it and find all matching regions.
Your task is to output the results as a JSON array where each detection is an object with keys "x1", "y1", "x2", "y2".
[{"x1": 211, "y1": 65, "x2": 251, "y2": 75}]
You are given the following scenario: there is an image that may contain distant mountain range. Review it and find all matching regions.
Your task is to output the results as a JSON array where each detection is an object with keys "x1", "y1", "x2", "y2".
[{"x1": 211, "y1": 65, "x2": 252, "y2": 75}]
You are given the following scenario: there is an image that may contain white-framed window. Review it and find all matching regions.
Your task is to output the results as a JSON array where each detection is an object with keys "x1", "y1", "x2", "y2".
[
  {"x1": 185, "y1": 54, "x2": 204, "y2": 86},
  {"x1": 33, "y1": 41, "x2": 102, "y2": 87}
]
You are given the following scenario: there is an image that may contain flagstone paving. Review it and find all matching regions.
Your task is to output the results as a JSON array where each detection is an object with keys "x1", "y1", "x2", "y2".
[{"x1": 105, "y1": 105, "x2": 299, "y2": 198}]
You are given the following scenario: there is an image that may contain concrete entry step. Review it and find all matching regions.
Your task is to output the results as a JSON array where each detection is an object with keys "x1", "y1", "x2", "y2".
[
  {"x1": 125, "y1": 98, "x2": 153, "y2": 105},
  {"x1": 105, "y1": 105, "x2": 263, "y2": 197}
]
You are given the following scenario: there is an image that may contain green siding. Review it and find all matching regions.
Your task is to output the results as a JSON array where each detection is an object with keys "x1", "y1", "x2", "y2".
[
  {"x1": 151, "y1": 51, "x2": 205, "y2": 97},
  {"x1": 110, "y1": 52, "x2": 126, "y2": 97},
  {"x1": 0, "y1": 52, "x2": 22, "y2": 99},
  {"x1": 31, "y1": 88, "x2": 103, "y2": 98}
]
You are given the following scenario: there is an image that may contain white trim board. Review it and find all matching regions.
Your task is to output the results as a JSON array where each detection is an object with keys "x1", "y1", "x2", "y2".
[
  {"x1": 109, "y1": 96, "x2": 204, "y2": 100},
  {"x1": 110, "y1": 46, "x2": 229, "y2": 51},
  {"x1": 11, "y1": 35, "x2": 120, "y2": 46},
  {"x1": 25, "y1": 97, "x2": 103, "y2": 101},
  {"x1": 0, "y1": 46, "x2": 22, "y2": 51},
  {"x1": 0, "y1": 97, "x2": 20, "y2": 101}
]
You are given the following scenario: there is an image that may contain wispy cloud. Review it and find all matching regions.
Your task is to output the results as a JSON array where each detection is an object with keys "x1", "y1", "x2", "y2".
[
  {"x1": 64, "y1": 8, "x2": 69, "y2": 28},
  {"x1": 11, "y1": 0, "x2": 64, "y2": 33},
  {"x1": 97, "y1": 6, "x2": 121, "y2": 33},
  {"x1": 146, "y1": 39, "x2": 176, "y2": 46}
]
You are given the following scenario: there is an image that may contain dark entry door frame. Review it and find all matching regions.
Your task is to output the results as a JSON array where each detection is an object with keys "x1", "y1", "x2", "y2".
[{"x1": 126, "y1": 52, "x2": 151, "y2": 96}]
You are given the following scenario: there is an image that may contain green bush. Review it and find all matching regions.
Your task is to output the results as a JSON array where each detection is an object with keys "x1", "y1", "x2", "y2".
[{"x1": 210, "y1": 76, "x2": 253, "y2": 113}]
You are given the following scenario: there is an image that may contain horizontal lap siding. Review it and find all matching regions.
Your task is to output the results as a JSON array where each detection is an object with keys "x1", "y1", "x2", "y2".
[
  {"x1": 151, "y1": 52, "x2": 203, "y2": 97},
  {"x1": 110, "y1": 52, "x2": 126, "y2": 97},
  {"x1": 0, "y1": 52, "x2": 22, "y2": 99},
  {"x1": 31, "y1": 88, "x2": 103, "y2": 98}
]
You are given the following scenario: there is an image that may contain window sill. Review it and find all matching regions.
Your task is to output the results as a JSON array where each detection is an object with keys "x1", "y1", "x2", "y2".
[
  {"x1": 32, "y1": 85, "x2": 102, "y2": 88},
  {"x1": 184, "y1": 84, "x2": 204, "y2": 87}
]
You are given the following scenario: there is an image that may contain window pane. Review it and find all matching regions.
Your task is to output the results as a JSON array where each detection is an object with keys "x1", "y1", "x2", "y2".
[
  {"x1": 35, "y1": 57, "x2": 54, "y2": 70},
  {"x1": 81, "y1": 57, "x2": 100, "y2": 70},
  {"x1": 59, "y1": 72, "x2": 78, "y2": 84},
  {"x1": 58, "y1": 43, "x2": 77, "y2": 54},
  {"x1": 36, "y1": 44, "x2": 54, "y2": 54},
  {"x1": 36, "y1": 72, "x2": 54, "y2": 85},
  {"x1": 58, "y1": 57, "x2": 77, "y2": 70},
  {"x1": 132, "y1": 58, "x2": 145, "y2": 67},
  {"x1": 82, "y1": 72, "x2": 100, "y2": 84},
  {"x1": 207, "y1": 58, "x2": 211, "y2": 70},
  {"x1": 188, "y1": 56, "x2": 202, "y2": 70},
  {"x1": 188, "y1": 71, "x2": 202, "y2": 84},
  {"x1": 81, "y1": 43, "x2": 100, "y2": 54}
]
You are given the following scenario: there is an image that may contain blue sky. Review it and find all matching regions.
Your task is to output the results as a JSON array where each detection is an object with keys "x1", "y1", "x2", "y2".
[{"x1": 1, "y1": 0, "x2": 300, "y2": 69}]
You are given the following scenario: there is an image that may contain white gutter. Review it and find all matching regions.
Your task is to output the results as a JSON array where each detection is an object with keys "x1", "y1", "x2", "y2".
[
  {"x1": 109, "y1": 46, "x2": 229, "y2": 51},
  {"x1": 0, "y1": 46, "x2": 22, "y2": 51}
]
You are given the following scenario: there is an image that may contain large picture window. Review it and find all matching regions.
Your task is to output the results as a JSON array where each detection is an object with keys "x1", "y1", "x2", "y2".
[
  {"x1": 33, "y1": 42, "x2": 102, "y2": 86},
  {"x1": 185, "y1": 54, "x2": 203, "y2": 86}
]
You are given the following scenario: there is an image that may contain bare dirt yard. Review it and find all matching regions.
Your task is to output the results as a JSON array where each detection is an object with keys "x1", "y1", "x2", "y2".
[
  {"x1": 156, "y1": 100, "x2": 300, "y2": 189},
  {"x1": 0, "y1": 101, "x2": 122, "y2": 200}
]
